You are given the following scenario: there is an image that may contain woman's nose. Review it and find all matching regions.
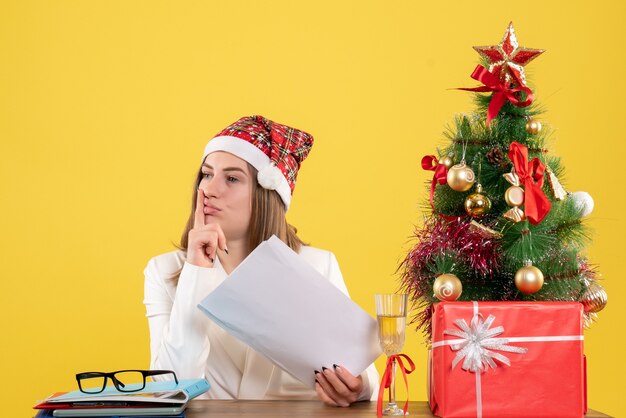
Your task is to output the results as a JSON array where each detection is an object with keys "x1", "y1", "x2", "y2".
[{"x1": 200, "y1": 177, "x2": 219, "y2": 198}]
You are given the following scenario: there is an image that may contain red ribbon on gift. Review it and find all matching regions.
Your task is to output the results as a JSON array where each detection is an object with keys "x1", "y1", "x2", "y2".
[
  {"x1": 457, "y1": 65, "x2": 535, "y2": 126},
  {"x1": 421, "y1": 156, "x2": 461, "y2": 222},
  {"x1": 508, "y1": 141, "x2": 551, "y2": 224},
  {"x1": 377, "y1": 353, "x2": 415, "y2": 417}
]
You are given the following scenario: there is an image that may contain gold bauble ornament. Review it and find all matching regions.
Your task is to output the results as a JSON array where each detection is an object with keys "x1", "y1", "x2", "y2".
[
  {"x1": 464, "y1": 184, "x2": 492, "y2": 218},
  {"x1": 433, "y1": 274, "x2": 463, "y2": 301},
  {"x1": 446, "y1": 162, "x2": 475, "y2": 192},
  {"x1": 581, "y1": 281, "x2": 608, "y2": 313},
  {"x1": 525, "y1": 119, "x2": 542, "y2": 134},
  {"x1": 515, "y1": 261, "x2": 544, "y2": 294},
  {"x1": 438, "y1": 155, "x2": 454, "y2": 169}
]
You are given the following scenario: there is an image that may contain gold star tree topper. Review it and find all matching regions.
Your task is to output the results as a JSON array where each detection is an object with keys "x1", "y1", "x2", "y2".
[{"x1": 473, "y1": 22, "x2": 544, "y2": 87}]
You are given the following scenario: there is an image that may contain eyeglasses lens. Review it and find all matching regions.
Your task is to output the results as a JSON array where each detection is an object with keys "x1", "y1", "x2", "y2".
[
  {"x1": 114, "y1": 371, "x2": 145, "y2": 391},
  {"x1": 80, "y1": 375, "x2": 107, "y2": 393}
]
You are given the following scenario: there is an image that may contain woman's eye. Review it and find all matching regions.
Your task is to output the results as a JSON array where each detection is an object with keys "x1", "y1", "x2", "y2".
[
  {"x1": 202, "y1": 172, "x2": 213, "y2": 179},
  {"x1": 227, "y1": 176, "x2": 239, "y2": 183}
]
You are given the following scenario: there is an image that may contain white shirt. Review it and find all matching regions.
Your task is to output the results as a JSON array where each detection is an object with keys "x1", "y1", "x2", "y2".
[{"x1": 143, "y1": 246, "x2": 380, "y2": 401}]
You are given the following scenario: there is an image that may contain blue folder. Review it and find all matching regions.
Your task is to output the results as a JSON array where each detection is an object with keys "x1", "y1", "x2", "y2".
[{"x1": 35, "y1": 411, "x2": 186, "y2": 418}]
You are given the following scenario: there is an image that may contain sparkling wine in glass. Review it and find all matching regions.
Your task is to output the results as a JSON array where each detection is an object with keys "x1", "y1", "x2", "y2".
[{"x1": 376, "y1": 293, "x2": 408, "y2": 416}]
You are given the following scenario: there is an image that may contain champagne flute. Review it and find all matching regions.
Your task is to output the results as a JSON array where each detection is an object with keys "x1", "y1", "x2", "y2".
[{"x1": 375, "y1": 293, "x2": 408, "y2": 416}]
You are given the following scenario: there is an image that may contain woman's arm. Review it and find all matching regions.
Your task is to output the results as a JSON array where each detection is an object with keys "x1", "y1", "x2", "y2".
[
  {"x1": 144, "y1": 189, "x2": 227, "y2": 379},
  {"x1": 143, "y1": 257, "x2": 221, "y2": 379}
]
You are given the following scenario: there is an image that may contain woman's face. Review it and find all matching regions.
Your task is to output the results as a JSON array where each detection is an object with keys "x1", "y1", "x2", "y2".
[{"x1": 199, "y1": 151, "x2": 253, "y2": 241}]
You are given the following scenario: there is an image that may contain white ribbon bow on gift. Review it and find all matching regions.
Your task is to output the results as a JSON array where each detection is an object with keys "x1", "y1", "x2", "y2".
[{"x1": 444, "y1": 313, "x2": 528, "y2": 372}]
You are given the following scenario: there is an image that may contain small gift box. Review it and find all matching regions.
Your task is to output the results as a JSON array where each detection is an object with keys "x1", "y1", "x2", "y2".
[{"x1": 429, "y1": 301, "x2": 586, "y2": 418}]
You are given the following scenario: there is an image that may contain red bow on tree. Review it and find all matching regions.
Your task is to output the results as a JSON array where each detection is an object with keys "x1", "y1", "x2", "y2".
[
  {"x1": 508, "y1": 141, "x2": 551, "y2": 224},
  {"x1": 458, "y1": 65, "x2": 535, "y2": 126},
  {"x1": 422, "y1": 155, "x2": 448, "y2": 198}
]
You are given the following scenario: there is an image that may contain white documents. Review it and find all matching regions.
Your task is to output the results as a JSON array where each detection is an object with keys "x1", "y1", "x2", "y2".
[{"x1": 197, "y1": 235, "x2": 382, "y2": 388}]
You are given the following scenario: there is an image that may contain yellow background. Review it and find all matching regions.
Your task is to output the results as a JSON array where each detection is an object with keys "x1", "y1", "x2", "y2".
[{"x1": 1, "y1": 1, "x2": 624, "y2": 416}]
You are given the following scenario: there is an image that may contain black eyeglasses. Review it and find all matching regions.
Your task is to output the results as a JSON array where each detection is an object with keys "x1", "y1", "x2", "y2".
[{"x1": 76, "y1": 369, "x2": 179, "y2": 394}]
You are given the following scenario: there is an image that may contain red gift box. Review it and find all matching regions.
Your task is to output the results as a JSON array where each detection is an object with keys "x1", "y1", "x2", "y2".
[{"x1": 429, "y1": 301, "x2": 586, "y2": 418}]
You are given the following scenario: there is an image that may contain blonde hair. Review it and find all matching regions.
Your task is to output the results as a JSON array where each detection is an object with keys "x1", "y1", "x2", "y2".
[{"x1": 172, "y1": 162, "x2": 305, "y2": 282}]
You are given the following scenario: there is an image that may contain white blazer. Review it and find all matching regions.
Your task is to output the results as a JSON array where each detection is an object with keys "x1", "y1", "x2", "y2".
[{"x1": 143, "y1": 246, "x2": 380, "y2": 400}]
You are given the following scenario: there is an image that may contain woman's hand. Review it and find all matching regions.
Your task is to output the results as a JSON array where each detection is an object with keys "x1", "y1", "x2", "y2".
[
  {"x1": 314, "y1": 365, "x2": 363, "y2": 407},
  {"x1": 186, "y1": 189, "x2": 227, "y2": 267}
]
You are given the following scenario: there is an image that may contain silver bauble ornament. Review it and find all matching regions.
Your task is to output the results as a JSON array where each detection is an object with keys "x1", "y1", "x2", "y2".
[{"x1": 570, "y1": 191, "x2": 594, "y2": 217}]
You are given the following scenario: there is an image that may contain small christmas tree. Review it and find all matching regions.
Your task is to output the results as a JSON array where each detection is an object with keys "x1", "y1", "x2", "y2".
[{"x1": 400, "y1": 22, "x2": 607, "y2": 339}]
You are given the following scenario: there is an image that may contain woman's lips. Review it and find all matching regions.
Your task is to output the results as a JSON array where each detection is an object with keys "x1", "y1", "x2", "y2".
[{"x1": 204, "y1": 204, "x2": 221, "y2": 215}]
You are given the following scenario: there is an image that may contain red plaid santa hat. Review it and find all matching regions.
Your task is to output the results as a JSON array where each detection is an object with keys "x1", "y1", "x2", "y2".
[{"x1": 203, "y1": 115, "x2": 314, "y2": 210}]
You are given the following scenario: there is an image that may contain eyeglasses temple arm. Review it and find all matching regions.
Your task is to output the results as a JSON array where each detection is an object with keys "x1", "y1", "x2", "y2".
[{"x1": 145, "y1": 370, "x2": 179, "y2": 384}]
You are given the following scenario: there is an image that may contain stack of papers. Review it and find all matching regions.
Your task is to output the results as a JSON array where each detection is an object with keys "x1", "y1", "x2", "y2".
[
  {"x1": 33, "y1": 379, "x2": 209, "y2": 417},
  {"x1": 197, "y1": 235, "x2": 382, "y2": 387}
]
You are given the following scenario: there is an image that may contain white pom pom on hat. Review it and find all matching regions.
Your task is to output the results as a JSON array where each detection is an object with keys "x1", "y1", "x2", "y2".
[{"x1": 257, "y1": 164, "x2": 284, "y2": 190}]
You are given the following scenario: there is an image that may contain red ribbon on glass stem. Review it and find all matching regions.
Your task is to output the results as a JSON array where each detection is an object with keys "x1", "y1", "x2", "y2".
[
  {"x1": 377, "y1": 353, "x2": 415, "y2": 417},
  {"x1": 508, "y1": 141, "x2": 552, "y2": 224},
  {"x1": 421, "y1": 155, "x2": 461, "y2": 222},
  {"x1": 457, "y1": 65, "x2": 535, "y2": 126}
]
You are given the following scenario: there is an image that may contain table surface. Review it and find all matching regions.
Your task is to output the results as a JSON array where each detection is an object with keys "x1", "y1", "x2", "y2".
[{"x1": 185, "y1": 400, "x2": 612, "y2": 417}]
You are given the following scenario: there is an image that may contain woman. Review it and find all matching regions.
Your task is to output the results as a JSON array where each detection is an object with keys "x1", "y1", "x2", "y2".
[{"x1": 143, "y1": 115, "x2": 379, "y2": 406}]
